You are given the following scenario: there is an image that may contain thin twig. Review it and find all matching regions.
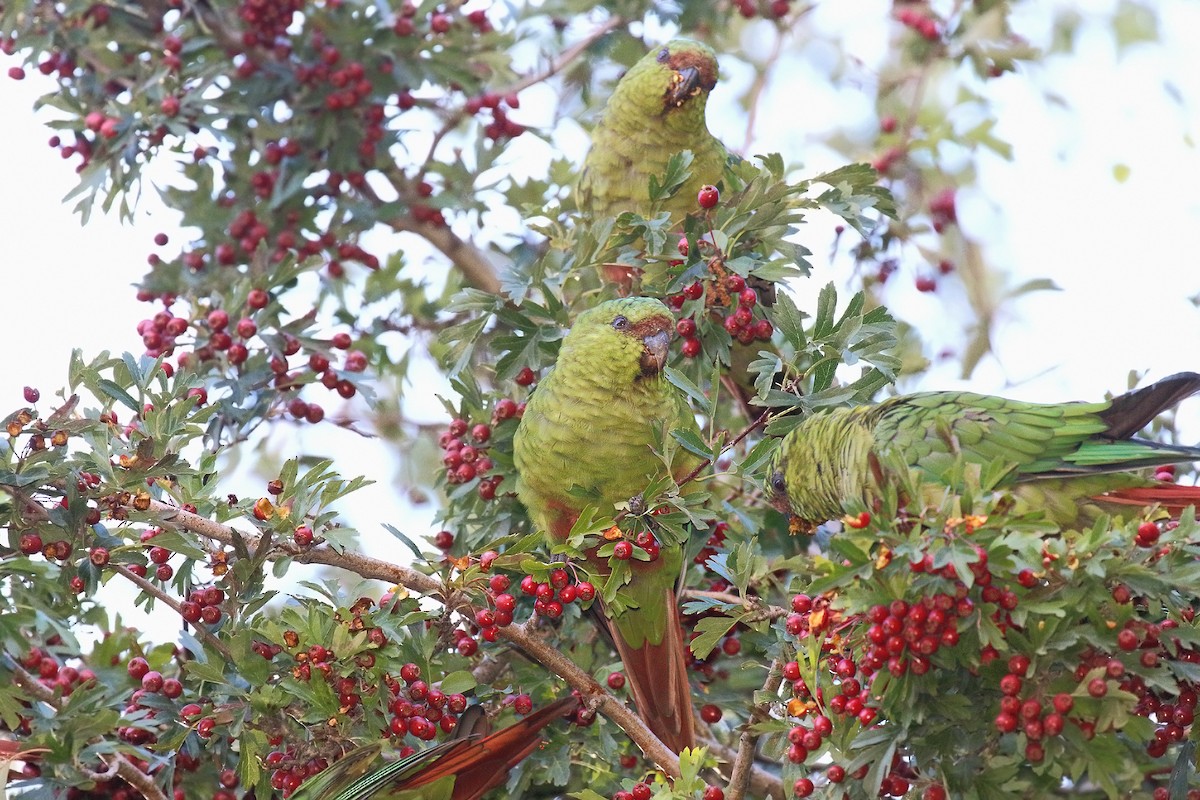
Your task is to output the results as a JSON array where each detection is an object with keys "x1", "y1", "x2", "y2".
[
  {"x1": 678, "y1": 409, "x2": 771, "y2": 489},
  {"x1": 704, "y1": 735, "x2": 785, "y2": 799},
  {"x1": 112, "y1": 565, "x2": 234, "y2": 663},
  {"x1": 727, "y1": 658, "x2": 784, "y2": 800}
]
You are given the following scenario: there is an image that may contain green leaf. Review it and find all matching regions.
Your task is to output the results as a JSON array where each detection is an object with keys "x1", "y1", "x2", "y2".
[
  {"x1": 671, "y1": 428, "x2": 712, "y2": 462},
  {"x1": 689, "y1": 615, "x2": 738, "y2": 660},
  {"x1": 663, "y1": 366, "x2": 708, "y2": 410},
  {"x1": 439, "y1": 670, "x2": 477, "y2": 695}
]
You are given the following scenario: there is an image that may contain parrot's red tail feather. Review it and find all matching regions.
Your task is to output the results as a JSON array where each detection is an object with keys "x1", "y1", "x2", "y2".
[
  {"x1": 609, "y1": 596, "x2": 696, "y2": 755},
  {"x1": 402, "y1": 696, "x2": 578, "y2": 800},
  {"x1": 1098, "y1": 484, "x2": 1200, "y2": 512}
]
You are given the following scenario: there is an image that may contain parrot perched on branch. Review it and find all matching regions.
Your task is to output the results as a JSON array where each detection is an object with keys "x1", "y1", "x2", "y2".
[
  {"x1": 287, "y1": 696, "x2": 578, "y2": 800},
  {"x1": 513, "y1": 297, "x2": 701, "y2": 754},
  {"x1": 577, "y1": 38, "x2": 728, "y2": 221},
  {"x1": 767, "y1": 372, "x2": 1200, "y2": 529}
]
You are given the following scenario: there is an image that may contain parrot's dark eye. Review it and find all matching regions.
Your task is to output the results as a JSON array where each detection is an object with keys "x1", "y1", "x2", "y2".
[
  {"x1": 656, "y1": 47, "x2": 670, "y2": 63},
  {"x1": 611, "y1": 315, "x2": 629, "y2": 331},
  {"x1": 770, "y1": 471, "x2": 786, "y2": 495}
]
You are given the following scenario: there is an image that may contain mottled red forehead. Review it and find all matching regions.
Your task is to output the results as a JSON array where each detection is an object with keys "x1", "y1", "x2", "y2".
[
  {"x1": 628, "y1": 313, "x2": 672, "y2": 339},
  {"x1": 666, "y1": 48, "x2": 718, "y2": 92}
]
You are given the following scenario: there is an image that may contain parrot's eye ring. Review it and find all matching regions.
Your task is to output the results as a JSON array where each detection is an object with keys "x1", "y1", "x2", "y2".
[
  {"x1": 656, "y1": 48, "x2": 670, "y2": 63},
  {"x1": 770, "y1": 471, "x2": 786, "y2": 494},
  {"x1": 612, "y1": 315, "x2": 629, "y2": 330}
]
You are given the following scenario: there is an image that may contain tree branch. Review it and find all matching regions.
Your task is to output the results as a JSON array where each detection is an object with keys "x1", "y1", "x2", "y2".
[
  {"x1": 389, "y1": 218, "x2": 503, "y2": 295},
  {"x1": 10, "y1": 665, "x2": 168, "y2": 800},
  {"x1": 726, "y1": 659, "x2": 784, "y2": 800},
  {"x1": 141, "y1": 499, "x2": 684, "y2": 775},
  {"x1": 112, "y1": 565, "x2": 234, "y2": 663}
]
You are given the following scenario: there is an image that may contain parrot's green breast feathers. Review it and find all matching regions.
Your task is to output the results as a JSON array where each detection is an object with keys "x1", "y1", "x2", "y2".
[
  {"x1": 577, "y1": 38, "x2": 727, "y2": 220},
  {"x1": 513, "y1": 298, "x2": 699, "y2": 536}
]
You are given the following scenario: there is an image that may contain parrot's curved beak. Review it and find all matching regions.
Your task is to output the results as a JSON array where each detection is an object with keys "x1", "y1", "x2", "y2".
[
  {"x1": 640, "y1": 329, "x2": 671, "y2": 376},
  {"x1": 667, "y1": 66, "x2": 703, "y2": 107}
]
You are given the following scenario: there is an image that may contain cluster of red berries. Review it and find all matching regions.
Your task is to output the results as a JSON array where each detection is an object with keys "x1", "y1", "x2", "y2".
[
  {"x1": 121, "y1": 656, "x2": 186, "y2": 744},
  {"x1": 518, "y1": 567, "x2": 596, "y2": 621},
  {"x1": 178, "y1": 585, "x2": 228, "y2": 627},
  {"x1": 237, "y1": 0, "x2": 303, "y2": 47},
  {"x1": 467, "y1": 571, "x2": 521, "y2": 645},
  {"x1": 672, "y1": 272, "x2": 774, "y2": 357},
  {"x1": 464, "y1": 90, "x2": 526, "y2": 141},
  {"x1": 732, "y1": 0, "x2": 794, "y2": 19},
  {"x1": 380, "y1": 663, "x2": 469, "y2": 742},
  {"x1": 610, "y1": 528, "x2": 662, "y2": 562},
  {"x1": 439, "y1": 411, "x2": 506, "y2": 500},
  {"x1": 19, "y1": 646, "x2": 97, "y2": 698},
  {"x1": 992, "y1": 654, "x2": 1072, "y2": 762},
  {"x1": 612, "y1": 782, "x2": 726, "y2": 800},
  {"x1": 392, "y1": 4, "x2": 493, "y2": 37},
  {"x1": 860, "y1": 594, "x2": 969, "y2": 679},
  {"x1": 895, "y1": 6, "x2": 941, "y2": 41}
]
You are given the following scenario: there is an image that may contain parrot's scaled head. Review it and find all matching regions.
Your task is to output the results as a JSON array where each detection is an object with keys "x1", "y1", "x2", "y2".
[
  {"x1": 616, "y1": 38, "x2": 719, "y2": 118},
  {"x1": 560, "y1": 297, "x2": 676, "y2": 382},
  {"x1": 766, "y1": 445, "x2": 817, "y2": 535}
]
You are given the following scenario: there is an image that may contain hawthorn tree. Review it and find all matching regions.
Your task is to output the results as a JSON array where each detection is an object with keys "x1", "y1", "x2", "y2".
[{"x1": 1, "y1": 2, "x2": 1198, "y2": 800}]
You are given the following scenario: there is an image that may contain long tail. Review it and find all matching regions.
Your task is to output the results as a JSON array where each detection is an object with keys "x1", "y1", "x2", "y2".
[
  {"x1": 403, "y1": 695, "x2": 579, "y2": 800},
  {"x1": 1099, "y1": 372, "x2": 1200, "y2": 439},
  {"x1": 1097, "y1": 484, "x2": 1200, "y2": 513},
  {"x1": 289, "y1": 697, "x2": 577, "y2": 800},
  {"x1": 609, "y1": 596, "x2": 696, "y2": 755}
]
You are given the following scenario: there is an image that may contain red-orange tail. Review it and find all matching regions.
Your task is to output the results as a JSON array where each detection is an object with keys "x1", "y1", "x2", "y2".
[
  {"x1": 1098, "y1": 484, "x2": 1200, "y2": 513},
  {"x1": 608, "y1": 597, "x2": 696, "y2": 755},
  {"x1": 403, "y1": 696, "x2": 579, "y2": 800}
]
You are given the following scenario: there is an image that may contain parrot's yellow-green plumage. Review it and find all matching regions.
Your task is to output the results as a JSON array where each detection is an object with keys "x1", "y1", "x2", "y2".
[
  {"x1": 513, "y1": 297, "x2": 700, "y2": 753},
  {"x1": 577, "y1": 38, "x2": 728, "y2": 220},
  {"x1": 768, "y1": 373, "x2": 1200, "y2": 528},
  {"x1": 286, "y1": 697, "x2": 578, "y2": 800}
]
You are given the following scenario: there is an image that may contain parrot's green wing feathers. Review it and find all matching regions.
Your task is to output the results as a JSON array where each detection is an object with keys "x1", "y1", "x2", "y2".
[{"x1": 768, "y1": 372, "x2": 1200, "y2": 527}]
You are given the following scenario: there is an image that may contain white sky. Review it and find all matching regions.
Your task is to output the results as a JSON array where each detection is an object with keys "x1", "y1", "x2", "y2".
[{"x1": 2, "y1": 0, "x2": 1199, "y2": 629}]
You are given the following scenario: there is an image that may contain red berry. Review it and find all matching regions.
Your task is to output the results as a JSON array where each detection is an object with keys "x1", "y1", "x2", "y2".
[
  {"x1": 515, "y1": 367, "x2": 535, "y2": 386},
  {"x1": 738, "y1": 288, "x2": 757, "y2": 307},
  {"x1": 676, "y1": 318, "x2": 697, "y2": 337},
  {"x1": 697, "y1": 185, "x2": 720, "y2": 209},
  {"x1": 681, "y1": 337, "x2": 701, "y2": 358},
  {"x1": 1087, "y1": 678, "x2": 1108, "y2": 698},
  {"x1": 682, "y1": 281, "x2": 704, "y2": 301},
  {"x1": 792, "y1": 778, "x2": 814, "y2": 797},
  {"x1": 1135, "y1": 521, "x2": 1160, "y2": 546},
  {"x1": 700, "y1": 704, "x2": 722, "y2": 723},
  {"x1": 607, "y1": 672, "x2": 626, "y2": 690},
  {"x1": 613, "y1": 541, "x2": 633, "y2": 560},
  {"x1": 915, "y1": 276, "x2": 938, "y2": 293},
  {"x1": 127, "y1": 657, "x2": 151, "y2": 681}
]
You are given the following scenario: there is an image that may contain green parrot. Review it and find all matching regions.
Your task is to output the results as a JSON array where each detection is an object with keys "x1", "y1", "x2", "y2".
[
  {"x1": 513, "y1": 297, "x2": 701, "y2": 754},
  {"x1": 577, "y1": 38, "x2": 728, "y2": 222},
  {"x1": 767, "y1": 372, "x2": 1200, "y2": 529},
  {"x1": 287, "y1": 696, "x2": 578, "y2": 800}
]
